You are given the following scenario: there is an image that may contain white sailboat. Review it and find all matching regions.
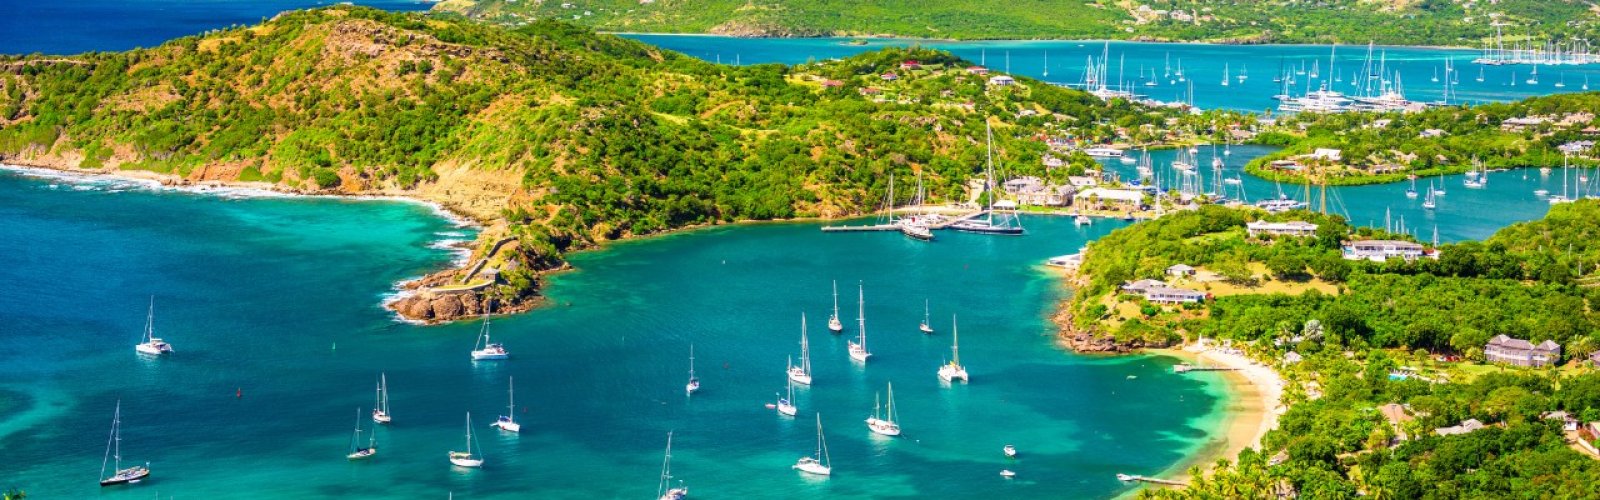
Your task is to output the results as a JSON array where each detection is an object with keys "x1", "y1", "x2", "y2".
[
  {"x1": 448, "y1": 413, "x2": 484, "y2": 468},
  {"x1": 793, "y1": 414, "x2": 833, "y2": 476},
  {"x1": 469, "y1": 308, "x2": 508, "y2": 361},
  {"x1": 492, "y1": 376, "x2": 521, "y2": 433},
  {"x1": 99, "y1": 401, "x2": 151, "y2": 486},
  {"x1": 848, "y1": 282, "x2": 871, "y2": 362},
  {"x1": 776, "y1": 363, "x2": 798, "y2": 417},
  {"x1": 657, "y1": 432, "x2": 688, "y2": 500},
  {"x1": 1405, "y1": 177, "x2": 1418, "y2": 199},
  {"x1": 372, "y1": 373, "x2": 392, "y2": 424},
  {"x1": 918, "y1": 299, "x2": 934, "y2": 334},
  {"x1": 685, "y1": 345, "x2": 700, "y2": 395},
  {"x1": 787, "y1": 314, "x2": 813, "y2": 385},
  {"x1": 347, "y1": 407, "x2": 378, "y2": 460},
  {"x1": 864, "y1": 382, "x2": 901, "y2": 437},
  {"x1": 1220, "y1": 63, "x2": 1230, "y2": 87},
  {"x1": 134, "y1": 297, "x2": 172, "y2": 356},
  {"x1": 827, "y1": 280, "x2": 844, "y2": 334},
  {"x1": 937, "y1": 315, "x2": 969, "y2": 383},
  {"x1": 1422, "y1": 182, "x2": 1437, "y2": 210}
]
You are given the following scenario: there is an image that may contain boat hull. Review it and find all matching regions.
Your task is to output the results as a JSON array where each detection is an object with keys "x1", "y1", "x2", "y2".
[
  {"x1": 99, "y1": 467, "x2": 150, "y2": 486},
  {"x1": 449, "y1": 453, "x2": 484, "y2": 468},
  {"x1": 778, "y1": 403, "x2": 798, "y2": 417},
  {"x1": 847, "y1": 344, "x2": 870, "y2": 362},
  {"x1": 493, "y1": 419, "x2": 521, "y2": 433},
  {"x1": 938, "y1": 365, "x2": 969, "y2": 382},
  {"x1": 919, "y1": 324, "x2": 934, "y2": 334},
  {"x1": 372, "y1": 410, "x2": 391, "y2": 424},
  {"x1": 135, "y1": 342, "x2": 171, "y2": 356},
  {"x1": 471, "y1": 351, "x2": 509, "y2": 361},
  {"x1": 348, "y1": 448, "x2": 377, "y2": 460},
  {"x1": 794, "y1": 460, "x2": 831, "y2": 476},
  {"x1": 949, "y1": 223, "x2": 1024, "y2": 235},
  {"x1": 787, "y1": 369, "x2": 812, "y2": 385},
  {"x1": 865, "y1": 418, "x2": 901, "y2": 436}
]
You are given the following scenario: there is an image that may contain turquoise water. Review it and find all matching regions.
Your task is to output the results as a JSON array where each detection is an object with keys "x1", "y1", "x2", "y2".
[
  {"x1": 623, "y1": 35, "x2": 1600, "y2": 112},
  {"x1": 0, "y1": 167, "x2": 1230, "y2": 498}
]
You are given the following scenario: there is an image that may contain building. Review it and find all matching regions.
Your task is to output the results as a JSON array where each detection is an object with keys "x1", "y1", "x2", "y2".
[
  {"x1": 966, "y1": 66, "x2": 989, "y2": 75},
  {"x1": 1485, "y1": 335, "x2": 1561, "y2": 367},
  {"x1": 1435, "y1": 419, "x2": 1485, "y2": 436},
  {"x1": 1120, "y1": 279, "x2": 1169, "y2": 295},
  {"x1": 1074, "y1": 188, "x2": 1146, "y2": 207},
  {"x1": 1144, "y1": 286, "x2": 1207, "y2": 305},
  {"x1": 988, "y1": 75, "x2": 1016, "y2": 86},
  {"x1": 880, "y1": 72, "x2": 899, "y2": 81},
  {"x1": 1590, "y1": 350, "x2": 1600, "y2": 366},
  {"x1": 1342, "y1": 240, "x2": 1429, "y2": 262},
  {"x1": 1309, "y1": 148, "x2": 1343, "y2": 161},
  {"x1": 821, "y1": 80, "x2": 844, "y2": 88},
  {"x1": 1166, "y1": 264, "x2": 1196, "y2": 277},
  {"x1": 1247, "y1": 220, "x2": 1319, "y2": 238},
  {"x1": 899, "y1": 60, "x2": 922, "y2": 70}
]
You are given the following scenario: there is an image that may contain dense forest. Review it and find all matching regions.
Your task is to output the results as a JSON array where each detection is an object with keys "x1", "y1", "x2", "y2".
[
  {"x1": 0, "y1": 6, "x2": 1177, "y2": 305},
  {"x1": 436, "y1": 0, "x2": 1598, "y2": 46}
]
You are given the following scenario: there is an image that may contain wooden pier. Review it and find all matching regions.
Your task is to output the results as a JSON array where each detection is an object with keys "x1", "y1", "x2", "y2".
[
  {"x1": 1119, "y1": 474, "x2": 1189, "y2": 487},
  {"x1": 1173, "y1": 363, "x2": 1239, "y2": 373}
]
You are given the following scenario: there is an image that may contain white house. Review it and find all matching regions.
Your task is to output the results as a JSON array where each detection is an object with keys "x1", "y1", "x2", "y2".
[
  {"x1": 988, "y1": 75, "x2": 1016, "y2": 86},
  {"x1": 1247, "y1": 220, "x2": 1319, "y2": 237},
  {"x1": 1342, "y1": 240, "x2": 1431, "y2": 262},
  {"x1": 1075, "y1": 188, "x2": 1145, "y2": 206},
  {"x1": 1309, "y1": 148, "x2": 1343, "y2": 162},
  {"x1": 1166, "y1": 264, "x2": 1196, "y2": 277},
  {"x1": 1144, "y1": 286, "x2": 1207, "y2": 305}
]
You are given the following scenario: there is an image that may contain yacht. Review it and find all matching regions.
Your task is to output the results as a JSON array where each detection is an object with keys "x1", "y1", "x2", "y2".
[
  {"x1": 787, "y1": 313, "x2": 813, "y2": 385},
  {"x1": 1074, "y1": 214, "x2": 1092, "y2": 226},
  {"x1": 950, "y1": 123, "x2": 1024, "y2": 235},
  {"x1": 1084, "y1": 147, "x2": 1124, "y2": 158},
  {"x1": 776, "y1": 367, "x2": 798, "y2": 417},
  {"x1": 937, "y1": 315, "x2": 969, "y2": 383},
  {"x1": 347, "y1": 408, "x2": 378, "y2": 460},
  {"x1": 918, "y1": 299, "x2": 934, "y2": 334},
  {"x1": 827, "y1": 281, "x2": 844, "y2": 333},
  {"x1": 684, "y1": 345, "x2": 700, "y2": 395},
  {"x1": 134, "y1": 297, "x2": 173, "y2": 356},
  {"x1": 372, "y1": 373, "x2": 392, "y2": 424},
  {"x1": 847, "y1": 282, "x2": 871, "y2": 363},
  {"x1": 657, "y1": 432, "x2": 688, "y2": 500},
  {"x1": 1003, "y1": 444, "x2": 1018, "y2": 458},
  {"x1": 448, "y1": 413, "x2": 484, "y2": 468},
  {"x1": 99, "y1": 401, "x2": 151, "y2": 487},
  {"x1": 793, "y1": 414, "x2": 833, "y2": 476},
  {"x1": 865, "y1": 382, "x2": 902, "y2": 437},
  {"x1": 469, "y1": 308, "x2": 508, "y2": 361},
  {"x1": 492, "y1": 376, "x2": 521, "y2": 433}
]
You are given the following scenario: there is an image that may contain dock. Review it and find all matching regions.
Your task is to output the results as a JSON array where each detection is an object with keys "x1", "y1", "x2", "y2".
[
  {"x1": 820, "y1": 210, "x2": 986, "y2": 232},
  {"x1": 1173, "y1": 363, "x2": 1238, "y2": 373},
  {"x1": 1119, "y1": 474, "x2": 1189, "y2": 487}
]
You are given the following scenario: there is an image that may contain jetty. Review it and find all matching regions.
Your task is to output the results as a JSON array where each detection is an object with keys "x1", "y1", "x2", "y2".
[
  {"x1": 1118, "y1": 474, "x2": 1188, "y2": 487},
  {"x1": 820, "y1": 210, "x2": 985, "y2": 232},
  {"x1": 1173, "y1": 363, "x2": 1238, "y2": 373}
]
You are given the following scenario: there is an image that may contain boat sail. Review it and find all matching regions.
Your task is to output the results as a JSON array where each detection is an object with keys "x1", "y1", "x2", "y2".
[
  {"x1": 347, "y1": 407, "x2": 378, "y2": 460},
  {"x1": 372, "y1": 373, "x2": 392, "y2": 424},
  {"x1": 99, "y1": 401, "x2": 151, "y2": 486},
  {"x1": 950, "y1": 122, "x2": 1024, "y2": 235},
  {"x1": 448, "y1": 413, "x2": 484, "y2": 467},
  {"x1": 793, "y1": 414, "x2": 833, "y2": 476},
  {"x1": 776, "y1": 362, "x2": 799, "y2": 417},
  {"x1": 657, "y1": 432, "x2": 688, "y2": 500},
  {"x1": 470, "y1": 307, "x2": 508, "y2": 361},
  {"x1": 938, "y1": 315, "x2": 969, "y2": 383},
  {"x1": 492, "y1": 376, "x2": 521, "y2": 433},
  {"x1": 134, "y1": 297, "x2": 172, "y2": 356},
  {"x1": 685, "y1": 345, "x2": 701, "y2": 395},
  {"x1": 848, "y1": 282, "x2": 871, "y2": 362},
  {"x1": 918, "y1": 299, "x2": 934, "y2": 334},
  {"x1": 827, "y1": 280, "x2": 844, "y2": 334},
  {"x1": 865, "y1": 382, "x2": 902, "y2": 436},
  {"x1": 787, "y1": 313, "x2": 813, "y2": 385}
]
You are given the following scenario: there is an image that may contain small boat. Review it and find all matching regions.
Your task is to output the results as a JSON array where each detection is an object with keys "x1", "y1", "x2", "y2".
[
  {"x1": 848, "y1": 282, "x2": 871, "y2": 363},
  {"x1": 788, "y1": 314, "x2": 813, "y2": 385},
  {"x1": 1534, "y1": 189, "x2": 1550, "y2": 196},
  {"x1": 134, "y1": 297, "x2": 173, "y2": 356},
  {"x1": 793, "y1": 414, "x2": 833, "y2": 476},
  {"x1": 1000, "y1": 470, "x2": 1017, "y2": 478},
  {"x1": 827, "y1": 281, "x2": 844, "y2": 334},
  {"x1": 469, "y1": 308, "x2": 508, "y2": 361},
  {"x1": 937, "y1": 315, "x2": 969, "y2": 383},
  {"x1": 1119, "y1": 156, "x2": 1137, "y2": 165},
  {"x1": 899, "y1": 221, "x2": 933, "y2": 241},
  {"x1": 1224, "y1": 177, "x2": 1242, "y2": 185},
  {"x1": 1074, "y1": 214, "x2": 1092, "y2": 226},
  {"x1": 99, "y1": 401, "x2": 151, "y2": 487},
  {"x1": 372, "y1": 373, "x2": 392, "y2": 424},
  {"x1": 1422, "y1": 183, "x2": 1437, "y2": 210},
  {"x1": 448, "y1": 413, "x2": 484, "y2": 468},
  {"x1": 492, "y1": 376, "x2": 521, "y2": 433},
  {"x1": 1003, "y1": 444, "x2": 1017, "y2": 458},
  {"x1": 865, "y1": 382, "x2": 901, "y2": 437},
  {"x1": 1405, "y1": 177, "x2": 1418, "y2": 199},
  {"x1": 776, "y1": 366, "x2": 798, "y2": 417},
  {"x1": 657, "y1": 432, "x2": 688, "y2": 500},
  {"x1": 347, "y1": 407, "x2": 378, "y2": 460},
  {"x1": 918, "y1": 299, "x2": 934, "y2": 334},
  {"x1": 1433, "y1": 185, "x2": 1447, "y2": 196},
  {"x1": 685, "y1": 345, "x2": 700, "y2": 395}
]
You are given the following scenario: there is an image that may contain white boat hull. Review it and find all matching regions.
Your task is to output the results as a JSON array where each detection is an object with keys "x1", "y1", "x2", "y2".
[
  {"x1": 787, "y1": 369, "x2": 812, "y2": 386},
  {"x1": 471, "y1": 351, "x2": 508, "y2": 361},
  {"x1": 827, "y1": 318, "x2": 843, "y2": 333},
  {"x1": 938, "y1": 365, "x2": 970, "y2": 383},
  {"x1": 135, "y1": 342, "x2": 171, "y2": 356},
  {"x1": 348, "y1": 448, "x2": 377, "y2": 460},
  {"x1": 847, "y1": 343, "x2": 870, "y2": 362},
  {"x1": 865, "y1": 418, "x2": 901, "y2": 436},
  {"x1": 493, "y1": 420, "x2": 521, "y2": 433},
  {"x1": 372, "y1": 410, "x2": 391, "y2": 424},
  {"x1": 659, "y1": 487, "x2": 688, "y2": 500},
  {"x1": 794, "y1": 459, "x2": 831, "y2": 476},
  {"x1": 919, "y1": 323, "x2": 934, "y2": 334},
  {"x1": 778, "y1": 403, "x2": 798, "y2": 417},
  {"x1": 449, "y1": 453, "x2": 483, "y2": 468}
]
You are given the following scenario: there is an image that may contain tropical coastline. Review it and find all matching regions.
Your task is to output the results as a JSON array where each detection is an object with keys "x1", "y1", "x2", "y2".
[{"x1": 1153, "y1": 347, "x2": 1284, "y2": 483}]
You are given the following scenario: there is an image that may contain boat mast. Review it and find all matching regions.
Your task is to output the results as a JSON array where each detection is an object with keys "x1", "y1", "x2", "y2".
[
  {"x1": 800, "y1": 313, "x2": 810, "y2": 374},
  {"x1": 985, "y1": 122, "x2": 997, "y2": 224},
  {"x1": 507, "y1": 376, "x2": 516, "y2": 420},
  {"x1": 101, "y1": 400, "x2": 122, "y2": 480},
  {"x1": 951, "y1": 314, "x2": 961, "y2": 366},
  {"x1": 831, "y1": 280, "x2": 840, "y2": 323},
  {"x1": 857, "y1": 282, "x2": 867, "y2": 351}
]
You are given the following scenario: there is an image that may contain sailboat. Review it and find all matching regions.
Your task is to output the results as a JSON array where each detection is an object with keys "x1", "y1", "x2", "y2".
[
  {"x1": 848, "y1": 282, "x2": 871, "y2": 362},
  {"x1": 788, "y1": 314, "x2": 813, "y2": 385},
  {"x1": 1431, "y1": 67, "x2": 1439, "y2": 83},
  {"x1": 1476, "y1": 65, "x2": 1486, "y2": 83},
  {"x1": 1220, "y1": 63, "x2": 1230, "y2": 87},
  {"x1": 1237, "y1": 64, "x2": 1247, "y2": 83},
  {"x1": 1405, "y1": 177, "x2": 1418, "y2": 199},
  {"x1": 99, "y1": 401, "x2": 151, "y2": 486},
  {"x1": 918, "y1": 299, "x2": 934, "y2": 334},
  {"x1": 469, "y1": 308, "x2": 508, "y2": 360},
  {"x1": 1556, "y1": 73, "x2": 1567, "y2": 88},
  {"x1": 1527, "y1": 65, "x2": 1539, "y2": 85},
  {"x1": 865, "y1": 382, "x2": 901, "y2": 436},
  {"x1": 685, "y1": 345, "x2": 700, "y2": 395},
  {"x1": 372, "y1": 374, "x2": 392, "y2": 424},
  {"x1": 1422, "y1": 182, "x2": 1437, "y2": 210},
  {"x1": 827, "y1": 280, "x2": 844, "y2": 334},
  {"x1": 448, "y1": 413, "x2": 484, "y2": 468},
  {"x1": 776, "y1": 362, "x2": 798, "y2": 417},
  {"x1": 347, "y1": 407, "x2": 378, "y2": 460},
  {"x1": 492, "y1": 376, "x2": 521, "y2": 432},
  {"x1": 134, "y1": 297, "x2": 172, "y2": 356},
  {"x1": 950, "y1": 123, "x2": 1024, "y2": 235},
  {"x1": 938, "y1": 315, "x2": 969, "y2": 383},
  {"x1": 657, "y1": 432, "x2": 688, "y2": 500},
  {"x1": 793, "y1": 414, "x2": 832, "y2": 476}
]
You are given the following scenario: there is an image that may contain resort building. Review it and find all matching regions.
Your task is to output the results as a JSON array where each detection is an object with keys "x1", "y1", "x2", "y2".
[
  {"x1": 1120, "y1": 279, "x2": 1169, "y2": 295},
  {"x1": 1247, "y1": 220, "x2": 1319, "y2": 238},
  {"x1": 1074, "y1": 188, "x2": 1146, "y2": 207},
  {"x1": 1341, "y1": 240, "x2": 1432, "y2": 262},
  {"x1": 1143, "y1": 286, "x2": 1207, "y2": 305},
  {"x1": 1484, "y1": 335, "x2": 1561, "y2": 367}
]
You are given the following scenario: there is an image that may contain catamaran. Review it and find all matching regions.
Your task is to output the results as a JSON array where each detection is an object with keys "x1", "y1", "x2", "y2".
[
  {"x1": 448, "y1": 413, "x2": 484, "y2": 468},
  {"x1": 788, "y1": 314, "x2": 813, "y2": 385},
  {"x1": 776, "y1": 363, "x2": 799, "y2": 417},
  {"x1": 99, "y1": 401, "x2": 151, "y2": 487},
  {"x1": 657, "y1": 432, "x2": 688, "y2": 500},
  {"x1": 938, "y1": 315, "x2": 969, "y2": 383},
  {"x1": 848, "y1": 282, "x2": 871, "y2": 362},
  {"x1": 827, "y1": 280, "x2": 844, "y2": 334},
  {"x1": 685, "y1": 345, "x2": 700, "y2": 395},
  {"x1": 134, "y1": 297, "x2": 172, "y2": 356},
  {"x1": 950, "y1": 123, "x2": 1024, "y2": 235},
  {"x1": 865, "y1": 382, "x2": 902, "y2": 436},
  {"x1": 372, "y1": 373, "x2": 392, "y2": 424},
  {"x1": 918, "y1": 299, "x2": 934, "y2": 334},
  {"x1": 1003, "y1": 444, "x2": 1018, "y2": 458},
  {"x1": 492, "y1": 376, "x2": 521, "y2": 433},
  {"x1": 469, "y1": 308, "x2": 508, "y2": 361},
  {"x1": 793, "y1": 414, "x2": 833, "y2": 476},
  {"x1": 347, "y1": 407, "x2": 378, "y2": 460}
]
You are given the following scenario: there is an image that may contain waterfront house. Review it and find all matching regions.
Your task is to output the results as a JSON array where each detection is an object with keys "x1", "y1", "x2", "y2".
[
  {"x1": 1247, "y1": 220, "x2": 1319, "y2": 238},
  {"x1": 1166, "y1": 264, "x2": 1196, "y2": 278},
  {"x1": 1074, "y1": 188, "x2": 1145, "y2": 207},
  {"x1": 1120, "y1": 279, "x2": 1169, "y2": 295},
  {"x1": 1143, "y1": 286, "x2": 1207, "y2": 305},
  {"x1": 1342, "y1": 240, "x2": 1432, "y2": 262},
  {"x1": 1018, "y1": 185, "x2": 1074, "y2": 207},
  {"x1": 1484, "y1": 335, "x2": 1561, "y2": 367},
  {"x1": 1435, "y1": 419, "x2": 1485, "y2": 436},
  {"x1": 1308, "y1": 148, "x2": 1343, "y2": 162},
  {"x1": 988, "y1": 75, "x2": 1016, "y2": 86}
]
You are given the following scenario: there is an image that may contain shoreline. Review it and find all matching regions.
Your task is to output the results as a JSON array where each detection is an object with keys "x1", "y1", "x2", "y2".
[
  {"x1": 604, "y1": 31, "x2": 1479, "y2": 50},
  {"x1": 1149, "y1": 346, "x2": 1284, "y2": 485}
]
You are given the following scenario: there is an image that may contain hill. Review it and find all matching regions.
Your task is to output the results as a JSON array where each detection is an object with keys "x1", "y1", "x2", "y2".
[
  {"x1": 434, "y1": 0, "x2": 1598, "y2": 46},
  {"x1": 0, "y1": 6, "x2": 1180, "y2": 321}
]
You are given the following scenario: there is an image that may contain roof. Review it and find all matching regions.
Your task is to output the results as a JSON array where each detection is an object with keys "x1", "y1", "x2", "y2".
[
  {"x1": 1488, "y1": 334, "x2": 1534, "y2": 350},
  {"x1": 1075, "y1": 188, "x2": 1145, "y2": 203},
  {"x1": 1145, "y1": 286, "x2": 1205, "y2": 297},
  {"x1": 1167, "y1": 264, "x2": 1195, "y2": 272},
  {"x1": 1348, "y1": 240, "x2": 1423, "y2": 251},
  {"x1": 1248, "y1": 220, "x2": 1318, "y2": 230}
]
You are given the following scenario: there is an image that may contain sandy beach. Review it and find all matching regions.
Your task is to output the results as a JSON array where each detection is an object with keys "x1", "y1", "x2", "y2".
[{"x1": 1154, "y1": 345, "x2": 1285, "y2": 483}]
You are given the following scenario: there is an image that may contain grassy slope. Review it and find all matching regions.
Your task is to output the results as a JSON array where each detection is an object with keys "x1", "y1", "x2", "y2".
[{"x1": 435, "y1": 0, "x2": 1597, "y2": 45}]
